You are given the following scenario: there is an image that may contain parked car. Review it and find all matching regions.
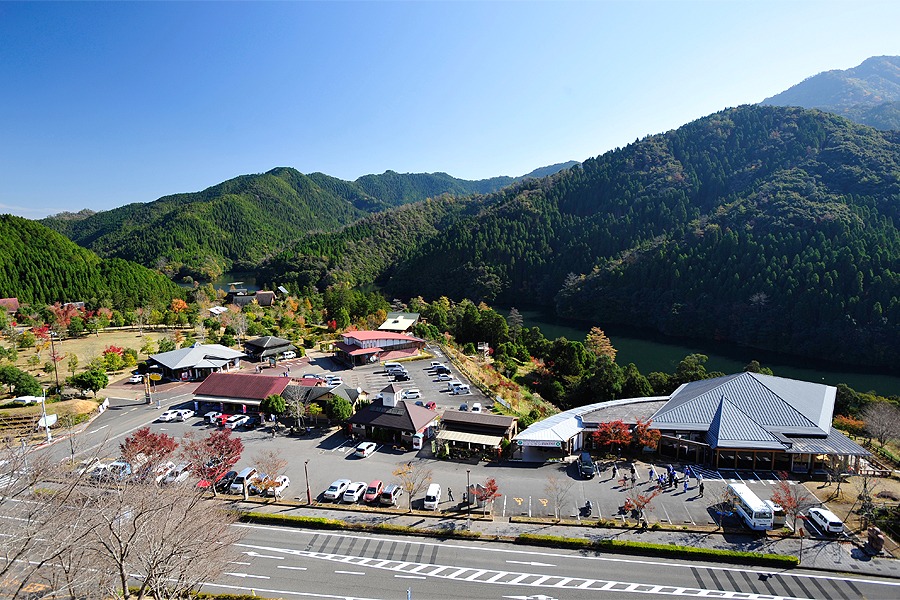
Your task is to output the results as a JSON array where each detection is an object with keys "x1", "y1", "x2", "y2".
[
  {"x1": 326, "y1": 377, "x2": 344, "y2": 387},
  {"x1": 342, "y1": 481, "x2": 367, "y2": 503},
  {"x1": 429, "y1": 361, "x2": 444, "y2": 369},
  {"x1": 807, "y1": 507, "x2": 844, "y2": 535},
  {"x1": 355, "y1": 441, "x2": 377, "y2": 458},
  {"x1": 470, "y1": 402, "x2": 482, "y2": 413},
  {"x1": 425, "y1": 401, "x2": 437, "y2": 410},
  {"x1": 75, "y1": 456, "x2": 102, "y2": 476},
  {"x1": 423, "y1": 483, "x2": 441, "y2": 510},
  {"x1": 459, "y1": 403, "x2": 468, "y2": 411},
  {"x1": 379, "y1": 484, "x2": 403, "y2": 506},
  {"x1": 151, "y1": 461, "x2": 176, "y2": 484},
  {"x1": 157, "y1": 410, "x2": 180, "y2": 422},
  {"x1": 229, "y1": 467, "x2": 259, "y2": 495},
  {"x1": 393, "y1": 373, "x2": 411, "y2": 382},
  {"x1": 264, "y1": 475, "x2": 290, "y2": 497},
  {"x1": 323, "y1": 478, "x2": 352, "y2": 501},
  {"x1": 204, "y1": 411, "x2": 223, "y2": 424},
  {"x1": 303, "y1": 373, "x2": 323, "y2": 380},
  {"x1": 213, "y1": 470, "x2": 238, "y2": 494},
  {"x1": 436, "y1": 373, "x2": 453, "y2": 381},
  {"x1": 127, "y1": 374, "x2": 144, "y2": 384},
  {"x1": 363, "y1": 480, "x2": 384, "y2": 503},
  {"x1": 578, "y1": 452, "x2": 596, "y2": 479},
  {"x1": 452, "y1": 384, "x2": 471, "y2": 395},
  {"x1": 174, "y1": 409, "x2": 194, "y2": 421},
  {"x1": 434, "y1": 366, "x2": 451, "y2": 375},
  {"x1": 247, "y1": 472, "x2": 270, "y2": 495},
  {"x1": 225, "y1": 415, "x2": 250, "y2": 429},
  {"x1": 282, "y1": 350, "x2": 297, "y2": 359},
  {"x1": 402, "y1": 389, "x2": 421, "y2": 400},
  {"x1": 162, "y1": 462, "x2": 192, "y2": 485}
]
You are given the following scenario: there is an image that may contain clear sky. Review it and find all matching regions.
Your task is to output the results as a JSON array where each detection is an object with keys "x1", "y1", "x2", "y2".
[{"x1": 2, "y1": 0, "x2": 898, "y2": 218}]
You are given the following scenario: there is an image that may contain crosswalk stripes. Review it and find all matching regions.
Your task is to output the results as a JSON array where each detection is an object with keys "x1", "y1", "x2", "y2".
[{"x1": 681, "y1": 466, "x2": 796, "y2": 486}]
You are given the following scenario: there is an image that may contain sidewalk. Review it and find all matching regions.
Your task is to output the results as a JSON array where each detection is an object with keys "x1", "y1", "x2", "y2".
[{"x1": 229, "y1": 498, "x2": 900, "y2": 580}]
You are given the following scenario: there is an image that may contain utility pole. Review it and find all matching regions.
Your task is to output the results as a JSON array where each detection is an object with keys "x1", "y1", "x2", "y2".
[
  {"x1": 49, "y1": 332, "x2": 60, "y2": 392},
  {"x1": 40, "y1": 388, "x2": 52, "y2": 442},
  {"x1": 305, "y1": 459, "x2": 312, "y2": 505},
  {"x1": 466, "y1": 468, "x2": 471, "y2": 529}
]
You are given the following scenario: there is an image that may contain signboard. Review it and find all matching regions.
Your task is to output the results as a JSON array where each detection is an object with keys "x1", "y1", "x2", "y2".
[
  {"x1": 38, "y1": 413, "x2": 58, "y2": 428},
  {"x1": 149, "y1": 373, "x2": 162, "y2": 381},
  {"x1": 516, "y1": 439, "x2": 562, "y2": 448}
]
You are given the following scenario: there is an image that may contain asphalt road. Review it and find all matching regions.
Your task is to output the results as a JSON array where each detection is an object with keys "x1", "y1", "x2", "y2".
[{"x1": 198, "y1": 523, "x2": 900, "y2": 600}]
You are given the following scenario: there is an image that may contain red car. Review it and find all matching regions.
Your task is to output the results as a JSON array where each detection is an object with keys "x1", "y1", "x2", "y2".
[
  {"x1": 363, "y1": 480, "x2": 384, "y2": 503},
  {"x1": 215, "y1": 414, "x2": 233, "y2": 427}
]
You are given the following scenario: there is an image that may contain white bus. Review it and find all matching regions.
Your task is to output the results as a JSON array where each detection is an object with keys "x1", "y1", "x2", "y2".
[{"x1": 727, "y1": 483, "x2": 774, "y2": 530}]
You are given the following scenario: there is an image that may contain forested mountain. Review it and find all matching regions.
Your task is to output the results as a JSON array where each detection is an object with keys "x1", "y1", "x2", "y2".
[
  {"x1": 373, "y1": 105, "x2": 900, "y2": 367},
  {"x1": 0, "y1": 216, "x2": 182, "y2": 309},
  {"x1": 762, "y1": 56, "x2": 900, "y2": 130},
  {"x1": 41, "y1": 165, "x2": 574, "y2": 281}
]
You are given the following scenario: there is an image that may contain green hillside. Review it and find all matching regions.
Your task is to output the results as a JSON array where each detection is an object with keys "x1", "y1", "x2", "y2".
[
  {"x1": 42, "y1": 166, "x2": 572, "y2": 281},
  {"x1": 0, "y1": 215, "x2": 182, "y2": 309},
  {"x1": 374, "y1": 105, "x2": 900, "y2": 367}
]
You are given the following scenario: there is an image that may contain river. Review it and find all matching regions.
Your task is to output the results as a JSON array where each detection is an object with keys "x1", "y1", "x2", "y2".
[{"x1": 506, "y1": 307, "x2": 900, "y2": 397}]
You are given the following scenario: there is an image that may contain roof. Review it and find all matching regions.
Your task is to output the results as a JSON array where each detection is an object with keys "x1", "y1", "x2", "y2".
[
  {"x1": 705, "y1": 396, "x2": 784, "y2": 449},
  {"x1": 515, "y1": 397, "x2": 668, "y2": 443},
  {"x1": 380, "y1": 383, "x2": 404, "y2": 394},
  {"x1": 193, "y1": 372, "x2": 290, "y2": 401},
  {"x1": 441, "y1": 411, "x2": 516, "y2": 430},
  {"x1": 208, "y1": 306, "x2": 228, "y2": 316},
  {"x1": 244, "y1": 336, "x2": 293, "y2": 350},
  {"x1": 436, "y1": 429, "x2": 503, "y2": 447},
  {"x1": 581, "y1": 400, "x2": 668, "y2": 426},
  {"x1": 0, "y1": 297, "x2": 19, "y2": 312},
  {"x1": 342, "y1": 330, "x2": 425, "y2": 343},
  {"x1": 785, "y1": 428, "x2": 870, "y2": 456},
  {"x1": 254, "y1": 291, "x2": 276, "y2": 306},
  {"x1": 348, "y1": 399, "x2": 437, "y2": 432},
  {"x1": 652, "y1": 372, "x2": 835, "y2": 436},
  {"x1": 334, "y1": 341, "x2": 382, "y2": 356},
  {"x1": 378, "y1": 312, "x2": 420, "y2": 331},
  {"x1": 149, "y1": 344, "x2": 245, "y2": 370}
]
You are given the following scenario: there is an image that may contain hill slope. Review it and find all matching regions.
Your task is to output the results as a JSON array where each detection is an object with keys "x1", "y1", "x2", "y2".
[
  {"x1": 42, "y1": 165, "x2": 574, "y2": 281},
  {"x1": 762, "y1": 56, "x2": 900, "y2": 129},
  {"x1": 0, "y1": 215, "x2": 182, "y2": 309},
  {"x1": 370, "y1": 105, "x2": 900, "y2": 366}
]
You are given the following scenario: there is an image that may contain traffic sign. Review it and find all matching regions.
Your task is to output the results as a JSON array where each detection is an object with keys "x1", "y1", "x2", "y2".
[{"x1": 149, "y1": 373, "x2": 162, "y2": 381}]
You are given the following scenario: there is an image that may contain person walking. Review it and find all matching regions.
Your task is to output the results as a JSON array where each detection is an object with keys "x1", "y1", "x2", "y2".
[
  {"x1": 683, "y1": 478, "x2": 689, "y2": 494},
  {"x1": 448, "y1": 487, "x2": 454, "y2": 502},
  {"x1": 699, "y1": 481, "x2": 705, "y2": 497},
  {"x1": 611, "y1": 463, "x2": 619, "y2": 480},
  {"x1": 629, "y1": 464, "x2": 637, "y2": 480},
  {"x1": 648, "y1": 466, "x2": 656, "y2": 483}
]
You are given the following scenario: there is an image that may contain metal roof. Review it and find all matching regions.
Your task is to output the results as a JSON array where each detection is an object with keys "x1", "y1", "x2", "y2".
[
  {"x1": 705, "y1": 396, "x2": 783, "y2": 450},
  {"x1": 149, "y1": 344, "x2": 245, "y2": 370},
  {"x1": 244, "y1": 336, "x2": 293, "y2": 350},
  {"x1": 785, "y1": 428, "x2": 871, "y2": 456},
  {"x1": 436, "y1": 430, "x2": 503, "y2": 447},
  {"x1": 378, "y1": 312, "x2": 420, "y2": 332},
  {"x1": 652, "y1": 372, "x2": 829, "y2": 435},
  {"x1": 515, "y1": 397, "x2": 668, "y2": 443}
]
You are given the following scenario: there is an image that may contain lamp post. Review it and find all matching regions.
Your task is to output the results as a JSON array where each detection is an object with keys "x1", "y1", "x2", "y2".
[
  {"x1": 304, "y1": 459, "x2": 312, "y2": 505},
  {"x1": 466, "y1": 468, "x2": 471, "y2": 529},
  {"x1": 40, "y1": 388, "x2": 52, "y2": 443},
  {"x1": 49, "y1": 331, "x2": 60, "y2": 392}
]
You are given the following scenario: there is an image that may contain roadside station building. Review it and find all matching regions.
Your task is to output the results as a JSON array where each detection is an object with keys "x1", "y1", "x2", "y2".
[
  {"x1": 243, "y1": 336, "x2": 297, "y2": 363},
  {"x1": 333, "y1": 331, "x2": 426, "y2": 367},
  {"x1": 437, "y1": 411, "x2": 518, "y2": 458},
  {"x1": 191, "y1": 372, "x2": 290, "y2": 414},
  {"x1": 147, "y1": 343, "x2": 245, "y2": 382},
  {"x1": 347, "y1": 384, "x2": 438, "y2": 446}
]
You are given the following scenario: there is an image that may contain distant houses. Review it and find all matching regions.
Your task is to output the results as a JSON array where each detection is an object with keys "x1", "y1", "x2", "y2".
[{"x1": 0, "y1": 297, "x2": 19, "y2": 315}]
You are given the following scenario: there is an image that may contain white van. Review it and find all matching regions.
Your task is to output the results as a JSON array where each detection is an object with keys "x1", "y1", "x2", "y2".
[
  {"x1": 446, "y1": 380, "x2": 462, "y2": 391},
  {"x1": 452, "y1": 384, "x2": 470, "y2": 395},
  {"x1": 230, "y1": 467, "x2": 258, "y2": 495},
  {"x1": 384, "y1": 362, "x2": 402, "y2": 372},
  {"x1": 807, "y1": 507, "x2": 844, "y2": 535},
  {"x1": 764, "y1": 500, "x2": 786, "y2": 528},
  {"x1": 423, "y1": 483, "x2": 441, "y2": 510}
]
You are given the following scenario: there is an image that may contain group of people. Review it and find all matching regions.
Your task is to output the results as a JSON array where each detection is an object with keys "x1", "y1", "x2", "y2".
[{"x1": 611, "y1": 461, "x2": 705, "y2": 497}]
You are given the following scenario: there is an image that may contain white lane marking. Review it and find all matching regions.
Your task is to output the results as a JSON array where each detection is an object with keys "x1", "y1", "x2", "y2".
[
  {"x1": 507, "y1": 560, "x2": 556, "y2": 567},
  {"x1": 224, "y1": 572, "x2": 270, "y2": 579},
  {"x1": 91, "y1": 424, "x2": 110, "y2": 433},
  {"x1": 199, "y1": 581, "x2": 385, "y2": 599},
  {"x1": 334, "y1": 570, "x2": 365, "y2": 576},
  {"x1": 394, "y1": 575, "x2": 425, "y2": 579},
  {"x1": 245, "y1": 550, "x2": 284, "y2": 560},
  {"x1": 232, "y1": 526, "x2": 900, "y2": 589},
  {"x1": 277, "y1": 565, "x2": 308, "y2": 571},
  {"x1": 229, "y1": 561, "x2": 251, "y2": 565}
]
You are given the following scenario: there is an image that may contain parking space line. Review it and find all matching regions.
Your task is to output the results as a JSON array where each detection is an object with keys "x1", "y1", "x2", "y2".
[{"x1": 659, "y1": 502, "x2": 672, "y2": 524}]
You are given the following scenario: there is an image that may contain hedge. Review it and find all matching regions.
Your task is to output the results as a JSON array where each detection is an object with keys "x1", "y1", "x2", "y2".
[
  {"x1": 239, "y1": 511, "x2": 482, "y2": 540},
  {"x1": 515, "y1": 534, "x2": 799, "y2": 568}
]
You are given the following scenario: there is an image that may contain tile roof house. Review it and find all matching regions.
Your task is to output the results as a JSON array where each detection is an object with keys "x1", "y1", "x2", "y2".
[
  {"x1": 437, "y1": 411, "x2": 518, "y2": 452},
  {"x1": 243, "y1": 336, "x2": 296, "y2": 362},
  {"x1": 650, "y1": 372, "x2": 869, "y2": 475},
  {"x1": 147, "y1": 343, "x2": 245, "y2": 382},
  {"x1": 348, "y1": 383, "x2": 438, "y2": 446},
  {"x1": 333, "y1": 330, "x2": 426, "y2": 367},
  {"x1": 193, "y1": 372, "x2": 291, "y2": 409},
  {"x1": 0, "y1": 298, "x2": 19, "y2": 314}
]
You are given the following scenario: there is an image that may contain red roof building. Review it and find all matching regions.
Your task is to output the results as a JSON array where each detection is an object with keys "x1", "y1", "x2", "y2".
[
  {"x1": 334, "y1": 330, "x2": 426, "y2": 367},
  {"x1": 192, "y1": 372, "x2": 291, "y2": 411}
]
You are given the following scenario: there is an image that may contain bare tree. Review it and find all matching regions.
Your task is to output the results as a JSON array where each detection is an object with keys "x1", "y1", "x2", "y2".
[
  {"x1": 393, "y1": 462, "x2": 433, "y2": 512},
  {"x1": 862, "y1": 401, "x2": 900, "y2": 447},
  {"x1": 253, "y1": 449, "x2": 289, "y2": 497},
  {"x1": 544, "y1": 474, "x2": 574, "y2": 521}
]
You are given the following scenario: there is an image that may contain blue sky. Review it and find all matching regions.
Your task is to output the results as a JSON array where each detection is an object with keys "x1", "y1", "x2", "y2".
[{"x1": 2, "y1": 1, "x2": 898, "y2": 218}]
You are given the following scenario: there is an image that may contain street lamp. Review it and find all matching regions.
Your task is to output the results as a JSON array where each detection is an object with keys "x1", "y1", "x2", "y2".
[
  {"x1": 466, "y1": 468, "x2": 471, "y2": 529},
  {"x1": 49, "y1": 331, "x2": 60, "y2": 392},
  {"x1": 40, "y1": 388, "x2": 52, "y2": 443},
  {"x1": 304, "y1": 459, "x2": 312, "y2": 505}
]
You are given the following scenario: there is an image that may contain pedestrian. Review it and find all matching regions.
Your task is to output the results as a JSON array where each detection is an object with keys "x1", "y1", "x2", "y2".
[
  {"x1": 622, "y1": 474, "x2": 629, "y2": 488},
  {"x1": 699, "y1": 481, "x2": 705, "y2": 497},
  {"x1": 649, "y1": 466, "x2": 656, "y2": 482},
  {"x1": 629, "y1": 464, "x2": 636, "y2": 480},
  {"x1": 448, "y1": 487, "x2": 454, "y2": 502},
  {"x1": 657, "y1": 474, "x2": 664, "y2": 491},
  {"x1": 611, "y1": 463, "x2": 619, "y2": 480},
  {"x1": 683, "y1": 478, "x2": 688, "y2": 494},
  {"x1": 685, "y1": 466, "x2": 692, "y2": 481}
]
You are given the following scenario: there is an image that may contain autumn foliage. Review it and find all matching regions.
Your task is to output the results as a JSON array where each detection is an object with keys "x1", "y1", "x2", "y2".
[
  {"x1": 633, "y1": 418, "x2": 661, "y2": 450},
  {"x1": 593, "y1": 420, "x2": 632, "y2": 449}
]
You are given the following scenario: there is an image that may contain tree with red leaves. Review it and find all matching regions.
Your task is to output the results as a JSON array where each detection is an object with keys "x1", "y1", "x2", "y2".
[
  {"x1": 623, "y1": 488, "x2": 660, "y2": 525},
  {"x1": 475, "y1": 477, "x2": 502, "y2": 516},
  {"x1": 593, "y1": 420, "x2": 632, "y2": 451},
  {"x1": 120, "y1": 427, "x2": 178, "y2": 478},
  {"x1": 770, "y1": 471, "x2": 816, "y2": 531},
  {"x1": 181, "y1": 429, "x2": 244, "y2": 497},
  {"x1": 633, "y1": 418, "x2": 661, "y2": 450}
]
